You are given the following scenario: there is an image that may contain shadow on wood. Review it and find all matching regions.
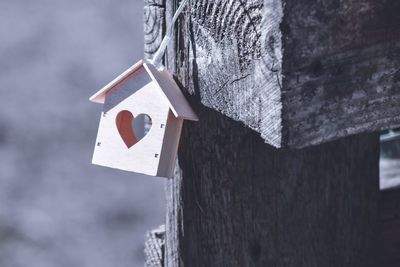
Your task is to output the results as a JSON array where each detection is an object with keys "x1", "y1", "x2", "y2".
[
  {"x1": 165, "y1": 103, "x2": 380, "y2": 267},
  {"x1": 379, "y1": 187, "x2": 400, "y2": 267},
  {"x1": 148, "y1": 185, "x2": 400, "y2": 267}
]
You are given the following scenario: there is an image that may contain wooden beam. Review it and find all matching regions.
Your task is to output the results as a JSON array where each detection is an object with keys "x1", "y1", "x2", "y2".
[
  {"x1": 179, "y1": 0, "x2": 284, "y2": 147},
  {"x1": 281, "y1": 0, "x2": 400, "y2": 147},
  {"x1": 159, "y1": 0, "x2": 400, "y2": 148},
  {"x1": 143, "y1": 1, "x2": 385, "y2": 266}
]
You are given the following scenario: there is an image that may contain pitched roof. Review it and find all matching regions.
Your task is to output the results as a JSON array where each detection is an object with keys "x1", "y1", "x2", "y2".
[{"x1": 89, "y1": 59, "x2": 198, "y2": 121}]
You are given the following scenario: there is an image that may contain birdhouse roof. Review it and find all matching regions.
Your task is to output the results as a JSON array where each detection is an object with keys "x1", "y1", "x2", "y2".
[{"x1": 89, "y1": 59, "x2": 198, "y2": 121}]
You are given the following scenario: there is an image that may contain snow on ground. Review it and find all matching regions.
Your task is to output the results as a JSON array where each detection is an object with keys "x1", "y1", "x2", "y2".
[{"x1": 0, "y1": 0, "x2": 165, "y2": 266}]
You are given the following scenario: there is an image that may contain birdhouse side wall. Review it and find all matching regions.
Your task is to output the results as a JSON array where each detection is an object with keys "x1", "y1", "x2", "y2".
[
  {"x1": 157, "y1": 112, "x2": 184, "y2": 178},
  {"x1": 144, "y1": 62, "x2": 198, "y2": 121},
  {"x1": 92, "y1": 81, "x2": 171, "y2": 176}
]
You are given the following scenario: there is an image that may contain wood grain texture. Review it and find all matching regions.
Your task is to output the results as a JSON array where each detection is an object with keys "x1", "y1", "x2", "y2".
[
  {"x1": 378, "y1": 187, "x2": 400, "y2": 267},
  {"x1": 145, "y1": 225, "x2": 166, "y2": 267},
  {"x1": 156, "y1": 3, "x2": 381, "y2": 264},
  {"x1": 171, "y1": 106, "x2": 380, "y2": 267},
  {"x1": 281, "y1": 0, "x2": 400, "y2": 147},
  {"x1": 144, "y1": 0, "x2": 166, "y2": 60},
  {"x1": 141, "y1": 0, "x2": 397, "y2": 267},
  {"x1": 144, "y1": 0, "x2": 165, "y2": 149},
  {"x1": 146, "y1": 186, "x2": 400, "y2": 267},
  {"x1": 163, "y1": 0, "x2": 400, "y2": 148},
  {"x1": 181, "y1": 0, "x2": 284, "y2": 147},
  {"x1": 165, "y1": 162, "x2": 184, "y2": 267}
]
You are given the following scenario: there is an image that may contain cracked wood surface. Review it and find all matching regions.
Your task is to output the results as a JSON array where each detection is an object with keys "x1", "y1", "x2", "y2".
[
  {"x1": 144, "y1": 0, "x2": 165, "y2": 61},
  {"x1": 148, "y1": 0, "x2": 400, "y2": 148},
  {"x1": 281, "y1": 0, "x2": 400, "y2": 147},
  {"x1": 183, "y1": 0, "x2": 284, "y2": 147}
]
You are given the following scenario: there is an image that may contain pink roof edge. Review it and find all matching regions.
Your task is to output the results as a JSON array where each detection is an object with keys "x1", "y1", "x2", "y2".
[{"x1": 89, "y1": 59, "x2": 198, "y2": 121}]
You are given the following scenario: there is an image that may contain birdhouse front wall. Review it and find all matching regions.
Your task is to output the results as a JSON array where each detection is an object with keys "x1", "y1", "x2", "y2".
[{"x1": 92, "y1": 79, "x2": 171, "y2": 176}]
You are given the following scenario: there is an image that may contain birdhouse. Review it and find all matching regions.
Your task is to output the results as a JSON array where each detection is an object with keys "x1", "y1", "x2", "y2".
[{"x1": 89, "y1": 59, "x2": 198, "y2": 178}]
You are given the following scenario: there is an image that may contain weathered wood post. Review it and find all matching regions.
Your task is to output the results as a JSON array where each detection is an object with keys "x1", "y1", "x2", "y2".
[{"x1": 145, "y1": 0, "x2": 400, "y2": 266}]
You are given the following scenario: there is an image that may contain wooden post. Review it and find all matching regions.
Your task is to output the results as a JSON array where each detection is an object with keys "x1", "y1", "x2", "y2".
[
  {"x1": 144, "y1": 0, "x2": 400, "y2": 266},
  {"x1": 379, "y1": 187, "x2": 400, "y2": 266},
  {"x1": 168, "y1": 111, "x2": 379, "y2": 267}
]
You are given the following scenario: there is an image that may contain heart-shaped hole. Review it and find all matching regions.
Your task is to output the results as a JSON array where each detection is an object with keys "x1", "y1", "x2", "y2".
[{"x1": 116, "y1": 110, "x2": 152, "y2": 148}]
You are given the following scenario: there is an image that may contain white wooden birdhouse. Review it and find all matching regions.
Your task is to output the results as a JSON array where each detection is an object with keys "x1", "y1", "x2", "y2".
[{"x1": 89, "y1": 59, "x2": 198, "y2": 178}]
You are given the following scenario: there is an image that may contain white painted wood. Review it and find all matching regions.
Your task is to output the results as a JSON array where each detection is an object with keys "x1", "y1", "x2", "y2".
[
  {"x1": 89, "y1": 59, "x2": 198, "y2": 121},
  {"x1": 90, "y1": 60, "x2": 144, "y2": 103},
  {"x1": 92, "y1": 80, "x2": 170, "y2": 176},
  {"x1": 90, "y1": 60, "x2": 198, "y2": 177},
  {"x1": 144, "y1": 62, "x2": 198, "y2": 121},
  {"x1": 157, "y1": 112, "x2": 183, "y2": 177}
]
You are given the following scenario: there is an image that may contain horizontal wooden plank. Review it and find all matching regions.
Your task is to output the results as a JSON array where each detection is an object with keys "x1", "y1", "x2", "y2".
[
  {"x1": 281, "y1": 0, "x2": 400, "y2": 147},
  {"x1": 172, "y1": 0, "x2": 400, "y2": 148}
]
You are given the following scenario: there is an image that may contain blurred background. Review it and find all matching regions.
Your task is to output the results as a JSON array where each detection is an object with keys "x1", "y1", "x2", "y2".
[
  {"x1": 0, "y1": 0, "x2": 400, "y2": 267},
  {"x1": 0, "y1": 0, "x2": 165, "y2": 266}
]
